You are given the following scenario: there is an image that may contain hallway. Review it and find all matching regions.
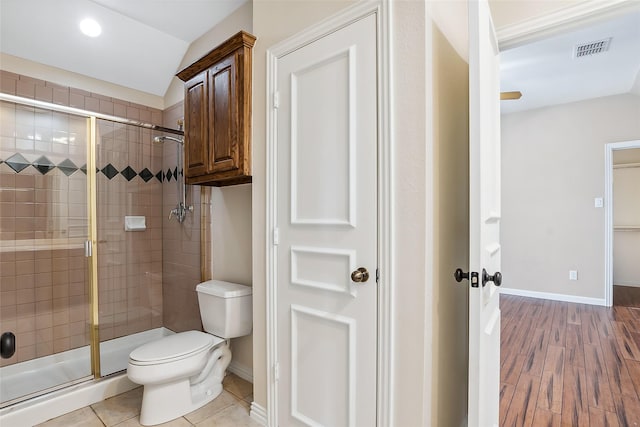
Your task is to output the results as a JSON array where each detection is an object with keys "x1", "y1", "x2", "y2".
[{"x1": 500, "y1": 294, "x2": 640, "y2": 426}]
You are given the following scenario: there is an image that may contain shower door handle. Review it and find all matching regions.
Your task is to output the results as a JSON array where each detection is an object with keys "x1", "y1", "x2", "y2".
[{"x1": 1, "y1": 332, "x2": 15, "y2": 359}]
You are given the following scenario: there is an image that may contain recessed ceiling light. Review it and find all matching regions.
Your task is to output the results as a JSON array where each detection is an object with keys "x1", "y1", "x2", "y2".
[{"x1": 80, "y1": 18, "x2": 102, "y2": 37}]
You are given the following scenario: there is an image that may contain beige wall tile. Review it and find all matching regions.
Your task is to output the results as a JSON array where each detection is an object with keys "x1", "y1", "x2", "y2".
[
  {"x1": 35, "y1": 85, "x2": 53, "y2": 102},
  {"x1": 16, "y1": 288, "x2": 35, "y2": 304},
  {"x1": 16, "y1": 302, "x2": 35, "y2": 318},
  {"x1": 52, "y1": 88, "x2": 69, "y2": 106},
  {"x1": 69, "y1": 92, "x2": 85, "y2": 109}
]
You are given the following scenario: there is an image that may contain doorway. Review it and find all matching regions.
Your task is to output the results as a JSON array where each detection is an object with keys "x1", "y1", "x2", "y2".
[
  {"x1": 264, "y1": 2, "x2": 393, "y2": 426},
  {"x1": 605, "y1": 142, "x2": 640, "y2": 307}
]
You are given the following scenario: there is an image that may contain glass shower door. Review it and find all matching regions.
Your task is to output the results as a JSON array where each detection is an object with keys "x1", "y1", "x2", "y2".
[
  {"x1": 95, "y1": 120, "x2": 164, "y2": 376},
  {"x1": 0, "y1": 100, "x2": 92, "y2": 406}
]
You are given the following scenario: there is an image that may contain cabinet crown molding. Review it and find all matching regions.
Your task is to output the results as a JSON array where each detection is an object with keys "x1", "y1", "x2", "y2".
[{"x1": 176, "y1": 31, "x2": 257, "y2": 82}]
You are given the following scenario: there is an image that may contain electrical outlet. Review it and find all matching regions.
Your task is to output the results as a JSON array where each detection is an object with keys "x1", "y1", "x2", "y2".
[{"x1": 569, "y1": 270, "x2": 578, "y2": 281}]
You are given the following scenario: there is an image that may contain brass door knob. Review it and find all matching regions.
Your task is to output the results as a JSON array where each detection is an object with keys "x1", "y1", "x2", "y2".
[{"x1": 351, "y1": 267, "x2": 370, "y2": 283}]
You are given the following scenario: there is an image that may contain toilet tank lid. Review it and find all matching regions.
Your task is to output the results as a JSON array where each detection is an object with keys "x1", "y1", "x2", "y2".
[{"x1": 196, "y1": 280, "x2": 252, "y2": 298}]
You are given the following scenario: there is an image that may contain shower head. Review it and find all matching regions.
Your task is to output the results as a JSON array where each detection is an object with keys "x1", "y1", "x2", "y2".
[{"x1": 153, "y1": 135, "x2": 184, "y2": 145}]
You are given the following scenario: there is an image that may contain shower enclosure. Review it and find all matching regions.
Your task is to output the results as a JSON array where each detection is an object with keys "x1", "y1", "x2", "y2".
[{"x1": 0, "y1": 93, "x2": 184, "y2": 407}]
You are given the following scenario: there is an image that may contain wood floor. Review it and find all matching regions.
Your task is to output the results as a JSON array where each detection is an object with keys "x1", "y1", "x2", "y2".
[
  {"x1": 500, "y1": 294, "x2": 640, "y2": 427},
  {"x1": 614, "y1": 285, "x2": 640, "y2": 308}
]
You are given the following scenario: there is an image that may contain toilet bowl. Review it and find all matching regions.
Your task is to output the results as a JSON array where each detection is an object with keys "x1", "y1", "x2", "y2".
[{"x1": 127, "y1": 280, "x2": 252, "y2": 426}]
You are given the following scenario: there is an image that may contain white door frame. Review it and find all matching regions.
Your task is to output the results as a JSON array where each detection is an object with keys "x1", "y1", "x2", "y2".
[
  {"x1": 495, "y1": 0, "x2": 635, "y2": 50},
  {"x1": 265, "y1": 1, "x2": 392, "y2": 426},
  {"x1": 604, "y1": 140, "x2": 640, "y2": 307}
]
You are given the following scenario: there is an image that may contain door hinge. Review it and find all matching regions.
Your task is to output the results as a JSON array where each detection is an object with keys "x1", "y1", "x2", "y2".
[
  {"x1": 84, "y1": 240, "x2": 92, "y2": 257},
  {"x1": 376, "y1": 268, "x2": 380, "y2": 283},
  {"x1": 273, "y1": 92, "x2": 280, "y2": 109},
  {"x1": 273, "y1": 227, "x2": 279, "y2": 245},
  {"x1": 274, "y1": 362, "x2": 280, "y2": 381}
]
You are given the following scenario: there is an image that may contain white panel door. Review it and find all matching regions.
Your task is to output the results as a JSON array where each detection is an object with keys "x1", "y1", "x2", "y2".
[
  {"x1": 468, "y1": 0, "x2": 502, "y2": 426},
  {"x1": 275, "y1": 13, "x2": 377, "y2": 427}
]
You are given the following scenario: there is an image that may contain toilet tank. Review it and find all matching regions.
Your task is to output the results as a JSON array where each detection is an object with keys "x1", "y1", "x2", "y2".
[{"x1": 195, "y1": 280, "x2": 252, "y2": 338}]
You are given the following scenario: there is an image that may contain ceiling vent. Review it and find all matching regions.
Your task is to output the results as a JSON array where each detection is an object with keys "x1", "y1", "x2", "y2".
[{"x1": 574, "y1": 37, "x2": 612, "y2": 58}]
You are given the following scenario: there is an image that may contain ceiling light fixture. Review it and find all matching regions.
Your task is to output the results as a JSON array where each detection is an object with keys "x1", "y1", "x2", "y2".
[{"x1": 79, "y1": 18, "x2": 102, "y2": 37}]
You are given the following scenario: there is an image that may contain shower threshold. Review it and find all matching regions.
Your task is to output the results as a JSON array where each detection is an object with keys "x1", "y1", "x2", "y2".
[{"x1": 0, "y1": 327, "x2": 172, "y2": 408}]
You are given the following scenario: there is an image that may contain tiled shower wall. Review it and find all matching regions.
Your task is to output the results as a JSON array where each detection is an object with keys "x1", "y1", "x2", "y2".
[
  {"x1": 0, "y1": 71, "x2": 164, "y2": 366},
  {"x1": 96, "y1": 120, "x2": 164, "y2": 341},
  {"x1": 162, "y1": 102, "x2": 202, "y2": 332}
]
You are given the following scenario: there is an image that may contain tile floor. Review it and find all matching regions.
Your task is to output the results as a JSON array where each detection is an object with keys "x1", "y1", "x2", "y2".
[{"x1": 36, "y1": 374, "x2": 260, "y2": 427}]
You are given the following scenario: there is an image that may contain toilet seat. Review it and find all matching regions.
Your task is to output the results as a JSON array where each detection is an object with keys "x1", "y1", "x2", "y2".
[{"x1": 129, "y1": 331, "x2": 223, "y2": 366}]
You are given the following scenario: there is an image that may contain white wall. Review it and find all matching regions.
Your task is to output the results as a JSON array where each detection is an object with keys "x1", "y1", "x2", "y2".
[{"x1": 502, "y1": 94, "x2": 640, "y2": 301}]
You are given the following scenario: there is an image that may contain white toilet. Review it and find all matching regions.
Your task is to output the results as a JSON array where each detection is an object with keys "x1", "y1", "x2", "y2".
[{"x1": 127, "y1": 280, "x2": 252, "y2": 426}]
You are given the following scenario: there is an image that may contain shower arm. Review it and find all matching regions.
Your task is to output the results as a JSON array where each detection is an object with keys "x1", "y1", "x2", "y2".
[{"x1": 155, "y1": 132, "x2": 193, "y2": 223}]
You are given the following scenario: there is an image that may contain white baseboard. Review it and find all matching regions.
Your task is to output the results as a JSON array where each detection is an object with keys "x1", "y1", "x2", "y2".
[
  {"x1": 250, "y1": 402, "x2": 268, "y2": 426},
  {"x1": 227, "y1": 360, "x2": 253, "y2": 383},
  {"x1": 500, "y1": 287, "x2": 607, "y2": 306}
]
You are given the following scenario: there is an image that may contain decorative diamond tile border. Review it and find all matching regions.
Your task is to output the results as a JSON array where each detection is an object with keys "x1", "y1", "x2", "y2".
[
  {"x1": 1, "y1": 152, "x2": 171, "y2": 183},
  {"x1": 101, "y1": 164, "x2": 119, "y2": 180},
  {"x1": 139, "y1": 168, "x2": 153, "y2": 182},
  {"x1": 33, "y1": 156, "x2": 56, "y2": 175},
  {"x1": 5, "y1": 153, "x2": 31, "y2": 173},
  {"x1": 120, "y1": 166, "x2": 137, "y2": 181},
  {"x1": 57, "y1": 159, "x2": 78, "y2": 176}
]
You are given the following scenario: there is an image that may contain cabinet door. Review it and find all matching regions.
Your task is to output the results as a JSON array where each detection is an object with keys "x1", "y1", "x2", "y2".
[
  {"x1": 184, "y1": 71, "x2": 209, "y2": 178},
  {"x1": 208, "y1": 53, "x2": 239, "y2": 175}
]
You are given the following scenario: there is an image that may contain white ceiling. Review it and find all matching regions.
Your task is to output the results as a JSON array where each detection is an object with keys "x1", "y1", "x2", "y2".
[
  {"x1": 500, "y1": 9, "x2": 640, "y2": 114},
  {"x1": 0, "y1": 0, "x2": 246, "y2": 97},
  {"x1": 2, "y1": 1, "x2": 639, "y2": 110}
]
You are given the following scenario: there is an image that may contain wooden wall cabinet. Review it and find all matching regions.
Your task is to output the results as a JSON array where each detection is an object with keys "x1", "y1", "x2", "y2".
[{"x1": 177, "y1": 31, "x2": 256, "y2": 186}]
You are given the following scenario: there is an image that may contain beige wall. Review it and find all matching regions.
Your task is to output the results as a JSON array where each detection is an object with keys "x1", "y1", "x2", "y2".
[
  {"x1": 488, "y1": 0, "x2": 582, "y2": 29},
  {"x1": 211, "y1": 184, "x2": 253, "y2": 375},
  {"x1": 427, "y1": 4, "x2": 470, "y2": 425},
  {"x1": 391, "y1": 2, "x2": 429, "y2": 423},
  {"x1": 614, "y1": 147, "x2": 640, "y2": 164},
  {"x1": 1, "y1": 53, "x2": 164, "y2": 109},
  {"x1": 502, "y1": 94, "x2": 640, "y2": 300}
]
